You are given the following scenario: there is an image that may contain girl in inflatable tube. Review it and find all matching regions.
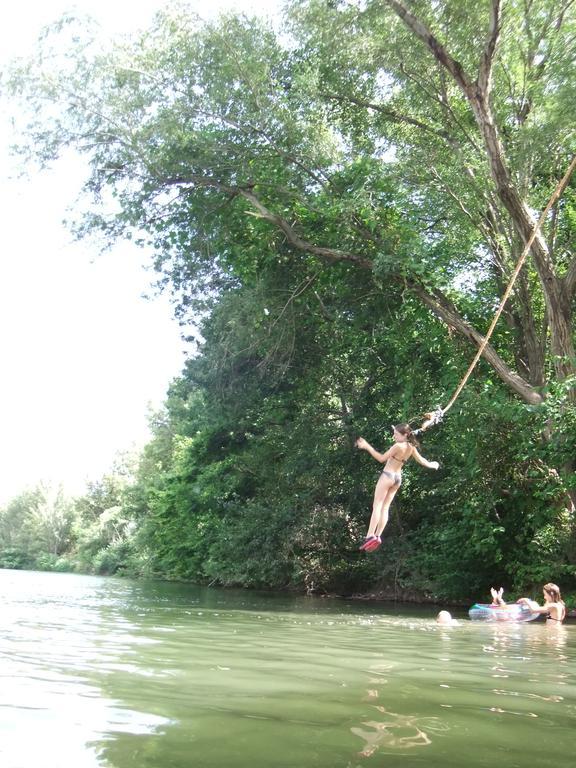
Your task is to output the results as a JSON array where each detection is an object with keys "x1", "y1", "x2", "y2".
[
  {"x1": 483, "y1": 584, "x2": 566, "y2": 623},
  {"x1": 516, "y1": 583, "x2": 566, "y2": 624}
]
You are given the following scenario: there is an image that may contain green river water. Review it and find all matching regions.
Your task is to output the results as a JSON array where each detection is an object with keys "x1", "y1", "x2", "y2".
[{"x1": 0, "y1": 569, "x2": 573, "y2": 767}]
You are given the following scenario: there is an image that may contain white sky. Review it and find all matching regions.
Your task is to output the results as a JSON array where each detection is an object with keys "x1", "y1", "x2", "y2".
[{"x1": 0, "y1": 0, "x2": 282, "y2": 504}]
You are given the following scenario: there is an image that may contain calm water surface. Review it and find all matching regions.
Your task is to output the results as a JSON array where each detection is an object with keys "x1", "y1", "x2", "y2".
[{"x1": 0, "y1": 570, "x2": 573, "y2": 767}]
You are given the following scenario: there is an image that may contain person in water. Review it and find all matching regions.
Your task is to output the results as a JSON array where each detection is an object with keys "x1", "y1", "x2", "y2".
[
  {"x1": 517, "y1": 583, "x2": 566, "y2": 624},
  {"x1": 489, "y1": 584, "x2": 566, "y2": 623},
  {"x1": 436, "y1": 610, "x2": 459, "y2": 626},
  {"x1": 356, "y1": 424, "x2": 439, "y2": 552}
]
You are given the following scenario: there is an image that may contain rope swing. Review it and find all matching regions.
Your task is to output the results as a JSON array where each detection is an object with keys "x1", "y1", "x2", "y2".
[{"x1": 413, "y1": 155, "x2": 576, "y2": 437}]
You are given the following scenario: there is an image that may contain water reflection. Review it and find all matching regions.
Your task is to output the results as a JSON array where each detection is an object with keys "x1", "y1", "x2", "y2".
[
  {"x1": 351, "y1": 705, "x2": 435, "y2": 755},
  {"x1": 350, "y1": 639, "x2": 452, "y2": 757}
]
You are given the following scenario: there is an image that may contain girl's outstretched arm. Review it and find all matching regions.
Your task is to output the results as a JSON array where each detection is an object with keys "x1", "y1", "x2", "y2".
[
  {"x1": 516, "y1": 598, "x2": 548, "y2": 613},
  {"x1": 356, "y1": 437, "x2": 392, "y2": 464},
  {"x1": 412, "y1": 448, "x2": 440, "y2": 470}
]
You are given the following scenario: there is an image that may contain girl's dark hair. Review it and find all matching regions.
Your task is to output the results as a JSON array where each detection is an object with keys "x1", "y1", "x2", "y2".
[
  {"x1": 543, "y1": 583, "x2": 564, "y2": 605},
  {"x1": 394, "y1": 423, "x2": 419, "y2": 447}
]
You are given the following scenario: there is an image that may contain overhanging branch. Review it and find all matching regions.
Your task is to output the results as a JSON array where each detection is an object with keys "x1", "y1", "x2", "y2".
[
  {"x1": 164, "y1": 172, "x2": 541, "y2": 404},
  {"x1": 165, "y1": 174, "x2": 374, "y2": 269},
  {"x1": 411, "y1": 284, "x2": 543, "y2": 405},
  {"x1": 321, "y1": 91, "x2": 449, "y2": 139}
]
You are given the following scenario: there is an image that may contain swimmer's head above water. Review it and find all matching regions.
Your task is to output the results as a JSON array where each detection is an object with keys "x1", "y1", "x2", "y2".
[{"x1": 436, "y1": 610, "x2": 459, "y2": 626}]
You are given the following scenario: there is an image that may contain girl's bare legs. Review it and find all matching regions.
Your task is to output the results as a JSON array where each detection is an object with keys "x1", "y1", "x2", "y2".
[
  {"x1": 374, "y1": 485, "x2": 400, "y2": 537},
  {"x1": 361, "y1": 479, "x2": 400, "y2": 551},
  {"x1": 365, "y1": 474, "x2": 395, "y2": 537}
]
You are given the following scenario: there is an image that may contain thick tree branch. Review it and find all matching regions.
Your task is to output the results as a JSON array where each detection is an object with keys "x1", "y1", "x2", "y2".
[
  {"x1": 383, "y1": 0, "x2": 472, "y2": 91},
  {"x1": 383, "y1": 1, "x2": 551, "y2": 269},
  {"x1": 478, "y1": 0, "x2": 501, "y2": 97},
  {"x1": 239, "y1": 189, "x2": 376, "y2": 270},
  {"x1": 165, "y1": 172, "x2": 542, "y2": 404},
  {"x1": 429, "y1": 167, "x2": 545, "y2": 386},
  {"x1": 321, "y1": 91, "x2": 449, "y2": 139},
  {"x1": 164, "y1": 175, "x2": 374, "y2": 269},
  {"x1": 410, "y1": 284, "x2": 543, "y2": 405}
]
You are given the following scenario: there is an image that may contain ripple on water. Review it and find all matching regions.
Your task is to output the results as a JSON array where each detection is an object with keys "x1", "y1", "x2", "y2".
[{"x1": 0, "y1": 571, "x2": 574, "y2": 768}]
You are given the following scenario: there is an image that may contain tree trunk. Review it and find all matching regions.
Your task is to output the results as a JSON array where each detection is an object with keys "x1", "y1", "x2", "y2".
[
  {"x1": 470, "y1": 101, "x2": 576, "y2": 384},
  {"x1": 386, "y1": 0, "x2": 576, "y2": 387}
]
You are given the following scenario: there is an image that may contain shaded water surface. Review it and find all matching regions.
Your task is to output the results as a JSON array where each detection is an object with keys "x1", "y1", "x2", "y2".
[{"x1": 0, "y1": 570, "x2": 574, "y2": 767}]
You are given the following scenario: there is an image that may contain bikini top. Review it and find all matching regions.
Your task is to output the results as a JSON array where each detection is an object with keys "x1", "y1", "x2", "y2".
[
  {"x1": 546, "y1": 605, "x2": 566, "y2": 621},
  {"x1": 389, "y1": 447, "x2": 412, "y2": 464}
]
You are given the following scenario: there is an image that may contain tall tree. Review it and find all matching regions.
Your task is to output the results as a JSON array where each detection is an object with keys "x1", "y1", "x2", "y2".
[
  {"x1": 382, "y1": 0, "x2": 575, "y2": 386},
  {"x1": 6, "y1": 1, "x2": 574, "y2": 411}
]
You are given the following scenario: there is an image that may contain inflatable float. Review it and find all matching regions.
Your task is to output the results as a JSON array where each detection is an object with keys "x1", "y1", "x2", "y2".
[{"x1": 468, "y1": 603, "x2": 539, "y2": 622}]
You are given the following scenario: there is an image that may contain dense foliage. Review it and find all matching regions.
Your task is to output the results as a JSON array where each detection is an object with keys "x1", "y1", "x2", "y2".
[{"x1": 2, "y1": 0, "x2": 575, "y2": 603}]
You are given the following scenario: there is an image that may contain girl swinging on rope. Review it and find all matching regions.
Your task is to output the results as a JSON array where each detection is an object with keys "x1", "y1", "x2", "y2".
[
  {"x1": 351, "y1": 161, "x2": 576, "y2": 554},
  {"x1": 356, "y1": 424, "x2": 439, "y2": 552}
]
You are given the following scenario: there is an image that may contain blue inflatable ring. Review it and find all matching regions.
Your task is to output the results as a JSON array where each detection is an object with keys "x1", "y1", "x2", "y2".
[{"x1": 468, "y1": 603, "x2": 539, "y2": 622}]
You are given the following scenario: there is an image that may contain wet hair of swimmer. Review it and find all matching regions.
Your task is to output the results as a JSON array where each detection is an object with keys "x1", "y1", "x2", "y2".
[
  {"x1": 543, "y1": 583, "x2": 564, "y2": 604},
  {"x1": 393, "y1": 423, "x2": 420, "y2": 447}
]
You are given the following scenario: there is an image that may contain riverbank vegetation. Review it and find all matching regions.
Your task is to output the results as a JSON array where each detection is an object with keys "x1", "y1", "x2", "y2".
[{"x1": 2, "y1": 0, "x2": 575, "y2": 604}]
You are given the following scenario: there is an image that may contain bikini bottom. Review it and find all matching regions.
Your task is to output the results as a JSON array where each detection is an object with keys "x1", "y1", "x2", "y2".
[{"x1": 381, "y1": 469, "x2": 402, "y2": 486}]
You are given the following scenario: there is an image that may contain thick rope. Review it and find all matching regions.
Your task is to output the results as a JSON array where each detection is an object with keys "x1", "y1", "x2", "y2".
[{"x1": 415, "y1": 155, "x2": 576, "y2": 434}]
